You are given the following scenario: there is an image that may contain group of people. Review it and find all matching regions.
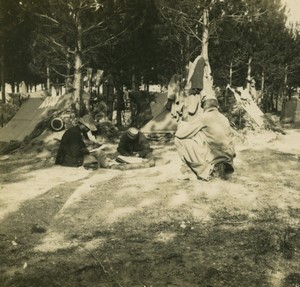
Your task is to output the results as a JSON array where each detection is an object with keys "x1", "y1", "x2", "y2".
[
  {"x1": 55, "y1": 114, "x2": 153, "y2": 170},
  {"x1": 55, "y1": 96, "x2": 235, "y2": 180},
  {"x1": 56, "y1": 53, "x2": 235, "y2": 180}
]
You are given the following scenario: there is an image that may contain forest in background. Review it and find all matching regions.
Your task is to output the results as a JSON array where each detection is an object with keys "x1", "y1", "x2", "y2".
[{"x1": 0, "y1": 0, "x2": 300, "y2": 115}]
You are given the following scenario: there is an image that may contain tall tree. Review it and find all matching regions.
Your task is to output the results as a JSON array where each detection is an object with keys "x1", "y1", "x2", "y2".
[{"x1": 26, "y1": 0, "x2": 137, "y2": 115}]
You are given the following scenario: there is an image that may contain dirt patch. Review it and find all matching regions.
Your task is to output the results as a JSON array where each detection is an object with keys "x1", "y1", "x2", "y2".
[{"x1": 0, "y1": 129, "x2": 300, "y2": 286}]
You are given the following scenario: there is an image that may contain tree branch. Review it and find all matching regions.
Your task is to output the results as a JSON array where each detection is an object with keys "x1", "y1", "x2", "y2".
[
  {"x1": 82, "y1": 24, "x2": 132, "y2": 54},
  {"x1": 34, "y1": 13, "x2": 59, "y2": 25},
  {"x1": 50, "y1": 67, "x2": 73, "y2": 78},
  {"x1": 82, "y1": 19, "x2": 106, "y2": 34}
]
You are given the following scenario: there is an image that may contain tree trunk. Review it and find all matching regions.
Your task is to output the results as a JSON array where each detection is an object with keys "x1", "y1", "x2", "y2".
[
  {"x1": 65, "y1": 52, "x2": 72, "y2": 94},
  {"x1": 229, "y1": 62, "x2": 233, "y2": 86},
  {"x1": 183, "y1": 34, "x2": 190, "y2": 77},
  {"x1": 46, "y1": 64, "x2": 50, "y2": 93},
  {"x1": 74, "y1": 13, "x2": 83, "y2": 116},
  {"x1": 284, "y1": 64, "x2": 288, "y2": 99},
  {"x1": 261, "y1": 69, "x2": 265, "y2": 98},
  {"x1": 200, "y1": 7, "x2": 215, "y2": 98},
  {"x1": 74, "y1": 52, "x2": 82, "y2": 115},
  {"x1": 201, "y1": 8, "x2": 209, "y2": 61},
  {"x1": 0, "y1": 44, "x2": 5, "y2": 103},
  {"x1": 270, "y1": 92, "x2": 274, "y2": 112},
  {"x1": 131, "y1": 65, "x2": 137, "y2": 91},
  {"x1": 116, "y1": 85, "x2": 123, "y2": 127},
  {"x1": 246, "y1": 57, "x2": 252, "y2": 91}
]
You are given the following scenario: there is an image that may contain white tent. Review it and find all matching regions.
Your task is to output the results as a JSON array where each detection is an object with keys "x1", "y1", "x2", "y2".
[{"x1": 140, "y1": 92, "x2": 177, "y2": 134}]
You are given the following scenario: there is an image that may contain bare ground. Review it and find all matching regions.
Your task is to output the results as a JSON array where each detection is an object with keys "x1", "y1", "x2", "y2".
[{"x1": 0, "y1": 129, "x2": 299, "y2": 287}]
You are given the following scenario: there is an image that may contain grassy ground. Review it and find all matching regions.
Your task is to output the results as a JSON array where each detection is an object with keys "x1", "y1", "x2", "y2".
[{"x1": 0, "y1": 128, "x2": 299, "y2": 287}]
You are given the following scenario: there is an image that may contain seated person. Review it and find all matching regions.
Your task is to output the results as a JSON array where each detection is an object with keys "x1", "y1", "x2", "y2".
[
  {"x1": 117, "y1": 127, "x2": 153, "y2": 159},
  {"x1": 174, "y1": 97, "x2": 236, "y2": 180},
  {"x1": 55, "y1": 114, "x2": 110, "y2": 169}
]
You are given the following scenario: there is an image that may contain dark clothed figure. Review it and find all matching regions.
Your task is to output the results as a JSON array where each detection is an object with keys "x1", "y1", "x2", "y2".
[
  {"x1": 117, "y1": 127, "x2": 152, "y2": 158},
  {"x1": 55, "y1": 125, "x2": 89, "y2": 167},
  {"x1": 55, "y1": 114, "x2": 109, "y2": 168}
]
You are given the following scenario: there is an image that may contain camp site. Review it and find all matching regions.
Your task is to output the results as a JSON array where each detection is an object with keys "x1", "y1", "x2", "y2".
[{"x1": 0, "y1": 1, "x2": 300, "y2": 286}]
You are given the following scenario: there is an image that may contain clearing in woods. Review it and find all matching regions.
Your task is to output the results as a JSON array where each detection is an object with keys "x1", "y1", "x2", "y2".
[{"x1": 0, "y1": 128, "x2": 299, "y2": 287}]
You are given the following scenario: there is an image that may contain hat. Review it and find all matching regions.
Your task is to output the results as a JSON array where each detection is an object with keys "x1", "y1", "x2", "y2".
[
  {"x1": 201, "y1": 92, "x2": 217, "y2": 102},
  {"x1": 78, "y1": 114, "x2": 97, "y2": 132},
  {"x1": 127, "y1": 127, "x2": 139, "y2": 139},
  {"x1": 202, "y1": 97, "x2": 219, "y2": 110}
]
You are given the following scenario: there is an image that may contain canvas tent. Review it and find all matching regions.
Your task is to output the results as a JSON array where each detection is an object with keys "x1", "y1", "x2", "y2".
[
  {"x1": 141, "y1": 56, "x2": 215, "y2": 134},
  {"x1": 0, "y1": 92, "x2": 51, "y2": 142},
  {"x1": 140, "y1": 92, "x2": 178, "y2": 134}
]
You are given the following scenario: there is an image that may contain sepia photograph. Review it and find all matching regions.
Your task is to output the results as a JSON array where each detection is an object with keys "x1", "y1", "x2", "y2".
[{"x1": 0, "y1": 0, "x2": 299, "y2": 286}]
